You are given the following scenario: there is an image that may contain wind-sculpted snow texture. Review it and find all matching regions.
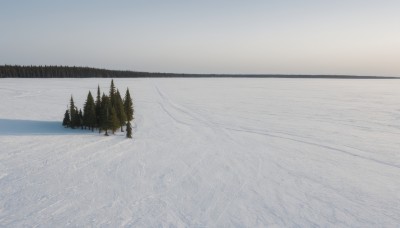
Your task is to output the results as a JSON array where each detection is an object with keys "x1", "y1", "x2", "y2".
[{"x1": 1, "y1": 78, "x2": 400, "y2": 227}]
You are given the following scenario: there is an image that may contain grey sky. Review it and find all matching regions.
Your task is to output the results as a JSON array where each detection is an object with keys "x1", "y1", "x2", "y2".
[{"x1": 1, "y1": 0, "x2": 399, "y2": 76}]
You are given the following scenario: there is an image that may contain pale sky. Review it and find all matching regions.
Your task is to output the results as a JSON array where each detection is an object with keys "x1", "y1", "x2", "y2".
[{"x1": 1, "y1": 0, "x2": 399, "y2": 76}]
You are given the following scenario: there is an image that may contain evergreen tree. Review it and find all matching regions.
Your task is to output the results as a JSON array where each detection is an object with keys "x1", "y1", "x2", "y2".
[
  {"x1": 100, "y1": 94, "x2": 111, "y2": 136},
  {"x1": 115, "y1": 90, "x2": 127, "y2": 132},
  {"x1": 109, "y1": 79, "x2": 116, "y2": 108},
  {"x1": 124, "y1": 88, "x2": 134, "y2": 122},
  {"x1": 83, "y1": 91, "x2": 96, "y2": 131},
  {"x1": 126, "y1": 121, "x2": 132, "y2": 138},
  {"x1": 109, "y1": 107, "x2": 120, "y2": 134},
  {"x1": 73, "y1": 107, "x2": 81, "y2": 128},
  {"x1": 95, "y1": 85, "x2": 102, "y2": 129},
  {"x1": 69, "y1": 96, "x2": 77, "y2": 128},
  {"x1": 79, "y1": 109, "x2": 83, "y2": 129},
  {"x1": 62, "y1": 110, "x2": 70, "y2": 127}
]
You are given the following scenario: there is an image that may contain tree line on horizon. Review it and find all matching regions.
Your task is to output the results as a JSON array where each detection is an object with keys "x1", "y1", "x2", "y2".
[
  {"x1": 63, "y1": 80, "x2": 134, "y2": 138},
  {"x1": 0, "y1": 65, "x2": 204, "y2": 78},
  {"x1": 2, "y1": 64, "x2": 397, "y2": 79},
  {"x1": 0, "y1": 65, "x2": 153, "y2": 78}
]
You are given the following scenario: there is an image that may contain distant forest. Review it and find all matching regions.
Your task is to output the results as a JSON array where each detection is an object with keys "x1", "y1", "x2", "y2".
[{"x1": 0, "y1": 65, "x2": 398, "y2": 79}]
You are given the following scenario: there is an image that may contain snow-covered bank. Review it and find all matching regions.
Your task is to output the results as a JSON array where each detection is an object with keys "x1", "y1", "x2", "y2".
[{"x1": 1, "y1": 78, "x2": 400, "y2": 227}]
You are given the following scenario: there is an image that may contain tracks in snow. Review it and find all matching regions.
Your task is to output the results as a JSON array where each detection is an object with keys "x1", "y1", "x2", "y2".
[{"x1": 154, "y1": 83, "x2": 399, "y2": 170}]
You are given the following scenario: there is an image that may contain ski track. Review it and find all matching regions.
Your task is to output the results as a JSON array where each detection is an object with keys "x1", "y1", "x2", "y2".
[
  {"x1": 153, "y1": 83, "x2": 260, "y2": 226},
  {"x1": 1, "y1": 78, "x2": 400, "y2": 227}
]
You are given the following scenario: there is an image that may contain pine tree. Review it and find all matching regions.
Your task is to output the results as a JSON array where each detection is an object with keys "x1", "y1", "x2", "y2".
[
  {"x1": 126, "y1": 121, "x2": 132, "y2": 138},
  {"x1": 62, "y1": 110, "x2": 70, "y2": 127},
  {"x1": 109, "y1": 107, "x2": 119, "y2": 134},
  {"x1": 73, "y1": 107, "x2": 81, "y2": 128},
  {"x1": 69, "y1": 96, "x2": 77, "y2": 128},
  {"x1": 83, "y1": 91, "x2": 96, "y2": 131},
  {"x1": 79, "y1": 109, "x2": 83, "y2": 129},
  {"x1": 95, "y1": 85, "x2": 102, "y2": 129},
  {"x1": 124, "y1": 88, "x2": 134, "y2": 122},
  {"x1": 100, "y1": 94, "x2": 111, "y2": 136},
  {"x1": 115, "y1": 90, "x2": 127, "y2": 132},
  {"x1": 109, "y1": 79, "x2": 116, "y2": 108}
]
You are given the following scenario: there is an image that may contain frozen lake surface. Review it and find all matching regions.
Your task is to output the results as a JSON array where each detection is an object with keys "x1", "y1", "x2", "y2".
[{"x1": 1, "y1": 78, "x2": 400, "y2": 227}]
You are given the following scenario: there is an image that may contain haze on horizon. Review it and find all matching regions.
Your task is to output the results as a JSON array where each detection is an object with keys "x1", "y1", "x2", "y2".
[{"x1": 1, "y1": 0, "x2": 399, "y2": 76}]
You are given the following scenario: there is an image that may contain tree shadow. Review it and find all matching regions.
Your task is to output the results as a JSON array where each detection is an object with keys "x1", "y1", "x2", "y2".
[{"x1": 0, "y1": 119, "x2": 92, "y2": 136}]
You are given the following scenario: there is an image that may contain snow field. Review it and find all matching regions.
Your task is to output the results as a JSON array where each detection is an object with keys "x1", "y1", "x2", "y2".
[{"x1": 1, "y1": 78, "x2": 400, "y2": 227}]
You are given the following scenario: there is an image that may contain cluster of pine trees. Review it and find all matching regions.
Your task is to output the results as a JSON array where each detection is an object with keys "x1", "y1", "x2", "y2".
[{"x1": 62, "y1": 80, "x2": 134, "y2": 138}]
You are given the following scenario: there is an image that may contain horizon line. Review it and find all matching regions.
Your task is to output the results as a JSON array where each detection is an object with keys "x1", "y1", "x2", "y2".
[{"x1": 1, "y1": 64, "x2": 399, "y2": 79}]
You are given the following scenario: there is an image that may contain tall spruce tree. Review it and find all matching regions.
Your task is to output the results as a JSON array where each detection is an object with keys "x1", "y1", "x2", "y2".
[
  {"x1": 124, "y1": 88, "x2": 134, "y2": 122},
  {"x1": 109, "y1": 107, "x2": 120, "y2": 134},
  {"x1": 115, "y1": 90, "x2": 127, "y2": 132},
  {"x1": 78, "y1": 109, "x2": 83, "y2": 129},
  {"x1": 95, "y1": 85, "x2": 102, "y2": 129},
  {"x1": 73, "y1": 107, "x2": 81, "y2": 128},
  {"x1": 83, "y1": 91, "x2": 96, "y2": 131},
  {"x1": 69, "y1": 96, "x2": 77, "y2": 128},
  {"x1": 100, "y1": 94, "x2": 111, "y2": 136},
  {"x1": 109, "y1": 79, "x2": 116, "y2": 108},
  {"x1": 126, "y1": 121, "x2": 132, "y2": 138},
  {"x1": 62, "y1": 109, "x2": 70, "y2": 127}
]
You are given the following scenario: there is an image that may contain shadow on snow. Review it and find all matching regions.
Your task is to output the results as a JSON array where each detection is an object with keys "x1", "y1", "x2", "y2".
[{"x1": 0, "y1": 119, "x2": 92, "y2": 136}]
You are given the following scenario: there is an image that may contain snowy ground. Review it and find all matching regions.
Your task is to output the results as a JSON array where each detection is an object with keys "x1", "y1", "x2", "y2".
[{"x1": 0, "y1": 78, "x2": 400, "y2": 227}]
